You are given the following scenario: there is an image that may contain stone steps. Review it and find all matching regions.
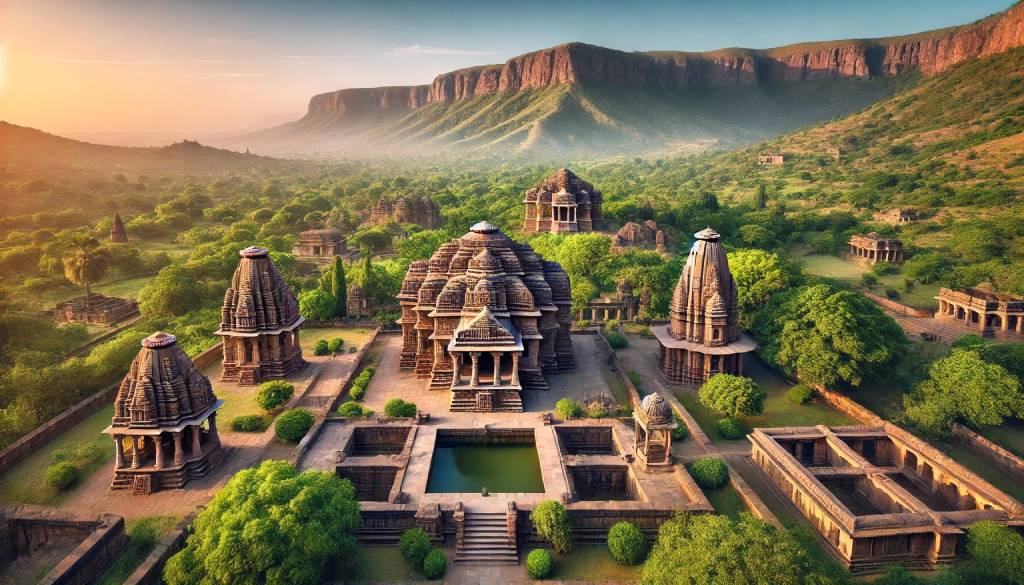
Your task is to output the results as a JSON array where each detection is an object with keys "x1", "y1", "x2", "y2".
[{"x1": 456, "y1": 512, "x2": 517, "y2": 565}]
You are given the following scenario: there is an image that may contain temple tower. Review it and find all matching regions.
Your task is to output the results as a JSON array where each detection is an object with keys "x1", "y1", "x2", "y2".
[
  {"x1": 215, "y1": 246, "x2": 305, "y2": 385},
  {"x1": 523, "y1": 168, "x2": 603, "y2": 233},
  {"x1": 110, "y1": 214, "x2": 128, "y2": 243},
  {"x1": 104, "y1": 332, "x2": 223, "y2": 494},
  {"x1": 653, "y1": 228, "x2": 756, "y2": 384}
]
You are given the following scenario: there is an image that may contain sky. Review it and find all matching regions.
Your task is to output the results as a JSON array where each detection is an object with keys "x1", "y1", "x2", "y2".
[{"x1": 0, "y1": 0, "x2": 1013, "y2": 145}]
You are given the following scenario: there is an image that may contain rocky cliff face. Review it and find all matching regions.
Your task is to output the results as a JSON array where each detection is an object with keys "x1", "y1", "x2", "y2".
[{"x1": 290, "y1": 3, "x2": 1023, "y2": 130}]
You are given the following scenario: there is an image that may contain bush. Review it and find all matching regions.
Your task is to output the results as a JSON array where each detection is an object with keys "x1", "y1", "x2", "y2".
[
  {"x1": 608, "y1": 521, "x2": 646, "y2": 565},
  {"x1": 230, "y1": 415, "x2": 270, "y2": 432},
  {"x1": 861, "y1": 273, "x2": 877, "y2": 286},
  {"x1": 530, "y1": 500, "x2": 572, "y2": 554},
  {"x1": 350, "y1": 386, "x2": 366, "y2": 401},
  {"x1": 884, "y1": 287, "x2": 900, "y2": 299},
  {"x1": 313, "y1": 339, "x2": 330, "y2": 356},
  {"x1": 399, "y1": 528, "x2": 432, "y2": 570},
  {"x1": 526, "y1": 548, "x2": 553, "y2": 579},
  {"x1": 605, "y1": 330, "x2": 628, "y2": 349},
  {"x1": 587, "y1": 403, "x2": 609, "y2": 418},
  {"x1": 786, "y1": 384, "x2": 816, "y2": 405},
  {"x1": 328, "y1": 338, "x2": 344, "y2": 353},
  {"x1": 45, "y1": 461, "x2": 79, "y2": 491},
  {"x1": 555, "y1": 398, "x2": 583, "y2": 420},
  {"x1": 337, "y1": 401, "x2": 372, "y2": 418},
  {"x1": 274, "y1": 409, "x2": 315, "y2": 443},
  {"x1": 422, "y1": 548, "x2": 446, "y2": 579},
  {"x1": 717, "y1": 418, "x2": 744, "y2": 440},
  {"x1": 256, "y1": 380, "x2": 294, "y2": 412},
  {"x1": 689, "y1": 457, "x2": 729, "y2": 489},
  {"x1": 699, "y1": 374, "x2": 766, "y2": 418},
  {"x1": 348, "y1": 367, "x2": 375, "y2": 401},
  {"x1": 966, "y1": 520, "x2": 1024, "y2": 584},
  {"x1": 671, "y1": 413, "x2": 689, "y2": 440},
  {"x1": 384, "y1": 398, "x2": 417, "y2": 418}
]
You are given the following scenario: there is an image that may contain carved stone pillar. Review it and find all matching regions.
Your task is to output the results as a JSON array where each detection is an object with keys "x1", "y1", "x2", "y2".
[
  {"x1": 154, "y1": 434, "x2": 165, "y2": 470},
  {"x1": 131, "y1": 437, "x2": 140, "y2": 469},
  {"x1": 208, "y1": 413, "x2": 220, "y2": 446},
  {"x1": 191, "y1": 425, "x2": 203, "y2": 458},
  {"x1": 491, "y1": 352, "x2": 501, "y2": 387},
  {"x1": 173, "y1": 431, "x2": 185, "y2": 467},
  {"x1": 511, "y1": 353, "x2": 520, "y2": 386},
  {"x1": 470, "y1": 353, "x2": 480, "y2": 386},
  {"x1": 453, "y1": 352, "x2": 462, "y2": 384},
  {"x1": 113, "y1": 436, "x2": 124, "y2": 469}
]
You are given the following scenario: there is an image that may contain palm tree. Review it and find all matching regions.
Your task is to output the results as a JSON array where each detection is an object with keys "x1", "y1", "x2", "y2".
[{"x1": 62, "y1": 232, "x2": 111, "y2": 297}]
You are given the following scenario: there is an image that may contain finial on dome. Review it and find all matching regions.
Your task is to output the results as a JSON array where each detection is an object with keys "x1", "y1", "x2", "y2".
[
  {"x1": 240, "y1": 246, "x2": 269, "y2": 258},
  {"x1": 470, "y1": 220, "x2": 500, "y2": 234},
  {"x1": 694, "y1": 227, "x2": 720, "y2": 241},
  {"x1": 142, "y1": 331, "x2": 177, "y2": 348}
]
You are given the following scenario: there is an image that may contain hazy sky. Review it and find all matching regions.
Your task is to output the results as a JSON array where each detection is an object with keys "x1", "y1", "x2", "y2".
[{"x1": 0, "y1": 0, "x2": 1012, "y2": 145}]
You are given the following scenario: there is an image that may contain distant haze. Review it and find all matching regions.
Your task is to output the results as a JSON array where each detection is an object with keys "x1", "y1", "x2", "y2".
[{"x1": 0, "y1": 0, "x2": 1011, "y2": 146}]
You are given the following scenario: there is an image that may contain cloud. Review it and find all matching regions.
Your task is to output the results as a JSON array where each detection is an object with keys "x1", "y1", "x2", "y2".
[{"x1": 387, "y1": 44, "x2": 495, "y2": 57}]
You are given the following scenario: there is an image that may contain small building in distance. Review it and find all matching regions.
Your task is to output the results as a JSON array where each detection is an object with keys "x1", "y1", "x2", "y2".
[
  {"x1": 750, "y1": 423, "x2": 1024, "y2": 574},
  {"x1": 397, "y1": 221, "x2": 574, "y2": 412},
  {"x1": 523, "y1": 168, "x2": 603, "y2": 234},
  {"x1": 104, "y1": 332, "x2": 223, "y2": 495},
  {"x1": 364, "y1": 196, "x2": 440, "y2": 228},
  {"x1": 292, "y1": 228, "x2": 348, "y2": 264},
  {"x1": 578, "y1": 279, "x2": 640, "y2": 323},
  {"x1": 49, "y1": 293, "x2": 139, "y2": 326},
  {"x1": 886, "y1": 208, "x2": 918, "y2": 224},
  {"x1": 936, "y1": 284, "x2": 1024, "y2": 334},
  {"x1": 110, "y1": 213, "x2": 128, "y2": 243},
  {"x1": 758, "y1": 153, "x2": 785, "y2": 166},
  {"x1": 215, "y1": 246, "x2": 305, "y2": 385},
  {"x1": 849, "y1": 232, "x2": 905, "y2": 264},
  {"x1": 633, "y1": 393, "x2": 678, "y2": 469},
  {"x1": 346, "y1": 283, "x2": 375, "y2": 319},
  {"x1": 653, "y1": 227, "x2": 757, "y2": 384},
  {"x1": 613, "y1": 220, "x2": 667, "y2": 253}
]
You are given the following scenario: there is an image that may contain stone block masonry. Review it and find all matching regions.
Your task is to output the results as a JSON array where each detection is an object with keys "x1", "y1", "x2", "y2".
[{"x1": 2, "y1": 511, "x2": 126, "y2": 585}]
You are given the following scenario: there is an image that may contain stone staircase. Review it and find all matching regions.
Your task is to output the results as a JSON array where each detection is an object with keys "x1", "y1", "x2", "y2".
[
  {"x1": 455, "y1": 511, "x2": 518, "y2": 565},
  {"x1": 449, "y1": 391, "x2": 523, "y2": 412}
]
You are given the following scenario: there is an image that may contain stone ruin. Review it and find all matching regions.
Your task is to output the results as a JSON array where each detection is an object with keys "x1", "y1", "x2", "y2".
[
  {"x1": 109, "y1": 214, "x2": 128, "y2": 243},
  {"x1": 49, "y1": 293, "x2": 139, "y2": 326},
  {"x1": 364, "y1": 196, "x2": 440, "y2": 228},
  {"x1": 523, "y1": 168, "x2": 603, "y2": 234},
  {"x1": 613, "y1": 219, "x2": 667, "y2": 252}
]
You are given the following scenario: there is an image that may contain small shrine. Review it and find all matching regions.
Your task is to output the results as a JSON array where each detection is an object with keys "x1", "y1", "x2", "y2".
[
  {"x1": 633, "y1": 393, "x2": 677, "y2": 469},
  {"x1": 292, "y1": 228, "x2": 347, "y2": 263},
  {"x1": 110, "y1": 214, "x2": 128, "y2": 243},
  {"x1": 523, "y1": 168, "x2": 603, "y2": 234},
  {"x1": 49, "y1": 293, "x2": 139, "y2": 326},
  {"x1": 849, "y1": 232, "x2": 904, "y2": 264},
  {"x1": 104, "y1": 332, "x2": 223, "y2": 494},
  {"x1": 613, "y1": 220, "x2": 666, "y2": 252},
  {"x1": 579, "y1": 279, "x2": 640, "y2": 323}
]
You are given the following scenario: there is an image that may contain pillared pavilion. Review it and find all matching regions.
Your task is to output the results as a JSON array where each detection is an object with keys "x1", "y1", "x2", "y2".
[
  {"x1": 397, "y1": 221, "x2": 574, "y2": 412},
  {"x1": 104, "y1": 332, "x2": 223, "y2": 494},
  {"x1": 523, "y1": 168, "x2": 603, "y2": 234},
  {"x1": 653, "y1": 227, "x2": 756, "y2": 384}
]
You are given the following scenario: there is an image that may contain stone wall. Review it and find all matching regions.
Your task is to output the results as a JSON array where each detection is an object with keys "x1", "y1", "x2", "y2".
[
  {"x1": 861, "y1": 290, "x2": 935, "y2": 318},
  {"x1": 2, "y1": 512, "x2": 126, "y2": 585},
  {"x1": 815, "y1": 387, "x2": 884, "y2": 425},
  {"x1": 123, "y1": 511, "x2": 200, "y2": 585},
  {"x1": 952, "y1": 423, "x2": 1024, "y2": 482}
]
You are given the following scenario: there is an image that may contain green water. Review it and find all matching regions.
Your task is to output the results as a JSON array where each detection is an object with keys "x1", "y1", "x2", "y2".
[{"x1": 426, "y1": 443, "x2": 544, "y2": 493}]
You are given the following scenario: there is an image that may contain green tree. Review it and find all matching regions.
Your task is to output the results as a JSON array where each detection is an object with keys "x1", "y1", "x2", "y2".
[
  {"x1": 727, "y1": 249, "x2": 799, "y2": 326},
  {"x1": 396, "y1": 230, "x2": 451, "y2": 262},
  {"x1": 330, "y1": 256, "x2": 347, "y2": 317},
  {"x1": 699, "y1": 374, "x2": 766, "y2": 418},
  {"x1": 61, "y1": 232, "x2": 111, "y2": 296},
  {"x1": 607, "y1": 521, "x2": 646, "y2": 565},
  {"x1": 738, "y1": 224, "x2": 775, "y2": 249},
  {"x1": 163, "y1": 460, "x2": 361, "y2": 585},
  {"x1": 902, "y1": 252, "x2": 950, "y2": 284},
  {"x1": 756, "y1": 184, "x2": 768, "y2": 209},
  {"x1": 966, "y1": 520, "x2": 1024, "y2": 584},
  {"x1": 139, "y1": 265, "x2": 202, "y2": 319},
  {"x1": 753, "y1": 284, "x2": 906, "y2": 388},
  {"x1": 530, "y1": 500, "x2": 572, "y2": 554},
  {"x1": 904, "y1": 349, "x2": 1024, "y2": 435},
  {"x1": 299, "y1": 289, "x2": 336, "y2": 321},
  {"x1": 641, "y1": 513, "x2": 837, "y2": 585}
]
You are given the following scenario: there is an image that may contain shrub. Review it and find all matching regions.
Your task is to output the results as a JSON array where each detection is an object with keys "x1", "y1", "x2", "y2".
[
  {"x1": 861, "y1": 273, "x2": 877, "y2": 286},
  {"x1": 274, "y1": 409, "x2": 315, "y2": 443},
  {"x1": 530, "y1": 500, "x2": 572, "y2": 554},
  {"x1": 608, "y1": 521, "x2": 646, "y2": 565},
  {"x1": 671, "y1": 413, "x2": 689, "y2": 440},
  {"x1": 313, "y1": 339, "x2": 330, "y2": 356},
  {"x1": 230, "y1": 415, "x2": 270, "y2": 432},
  {"x1": 587, "y1": 403, "x2": 608, "y2": 418},
  {"x1": 555, "y1": 397, "x2": 583, "y2": 420},
  {"x1": 350, "y1": 386, "x2": 366, "y2": 401},
  {"x1": 966, "y1": 520, "x2": 1024, "y2": 584},
  {"x1": 399, "y1": 528, "x2": 432, "y2": 570},
  {"x1": 526, "y1": 548, "x2": 553, "y2": 579},
  {"x1": 699, "y1": 374, "x2": 766, "y2": 418},
  {"x1": 45, "y1": 461, "x2": 79, "y2": 491},
  {"x1": 871, "y1": 261, "x2": 897, "y2": 276},
  {"x1": 627, "y1": 370, "x2": 643, "y2": 389},
  {"x1": 717, "y1": 418, "x2": 744, "y2": 440},
  {"x1": 689, "y1": 457, "x2": 729, "y2": 489},
  {"x1": 422, "y1": 548, "x2": 446, "y2": 579},
  {"x1": 786, "y1": 384, "x2": 816, "y2": 405},
  {"x1": 884, "y1": 287, "x2": 900, "y2": 299},
  {"x1": 256, "y1": 380, "x2": 294, "y2": 412},
  {"x1": 328, "y1": 338, "x2": 344, "y2": 353},
  {"x1": 337, "y1": 401, "x2": 372, "y2": 418},
  {"x1": 605, "y1": 330, "x2": 628, "y2": 349},
  {"x1": 384, "y1": 398, "x2": 417, "y2": 418}
]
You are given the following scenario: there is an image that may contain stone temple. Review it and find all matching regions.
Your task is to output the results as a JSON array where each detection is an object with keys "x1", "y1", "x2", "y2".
[
  {"x1": 215, "y1": 246, "x2": 305, "y2": 385},
  {"x1": 104, "y1": 332, "x2": 223, "y2": 494},
  {"x1": 110, "y1": 213, "x2": 128, "y2": 243},
  {"x1": 397, "y1": 221, "x2": 574, "y2": 412},
  {"x1": 523, "y1": 168, "x2": 603, "y2": 234},
  {"x1": 653, "y1": 227, "x2": 757, "y2": 384}
]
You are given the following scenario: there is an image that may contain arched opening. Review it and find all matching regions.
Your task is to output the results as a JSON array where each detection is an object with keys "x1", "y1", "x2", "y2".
[
  {"x1": 904, "y1": 451, "x2": 918, "y2": 475},
  {"x1": 961, "y1": 493, "x2": 977, "y2": 511},
  {"x1": 920, "y1": 463, "x2": 934, "y2": 489}
]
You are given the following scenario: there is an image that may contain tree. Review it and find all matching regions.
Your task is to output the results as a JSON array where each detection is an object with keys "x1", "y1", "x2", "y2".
[
  {"x1": 641, "y1": 513, "x2": 837, "y2": 585},
  {"x1": 299, "y1": 289, "x2": 336, "y2": 321},
  {"x1": 607, "y1": 521, "x2": 646, "y2": 565},
  {"x1": 139, "y1": 265, "x2": 202, "y2": 319},
  {"x1": 555, "y1": 233, "x2": 611, "y2": 282},
  {"x1": 699, "y1": 374, "x2": 766, "y2": 419},
  {"x1": 756, "y1": 184, "x2": 768, "y2": 209},
  {"x1": 966, "y1": 520, "x2": 1024, "y2": 584},
  {"x1": 348, "y1": 228, "x2": 392, "y2": 254},
  {"x1": 399, "y1": 528, "x2": 431, "y2": 570},
  {"x1": 902, "y1": 252, "x2": 950, "y2": 284},
  {"x1": 752, "y1": 284, "x2": 906, "y2": 388},
  {"x1": 738, "y1": 224, "x2": 775, "y2": 249},
  {"x1": 396, "y1": 230, "x2": 451, "y2": 262},
  {"x1": 163, "y1": 460, "x2": 361, "y2": 585},
  {"x1": 727, "y1": 249, "x2": 799, "y2": 327},
  {"x1": 358, "y1": 255, "x2": 379, "y2": 301},
  {"x1": 904, "y1": 349, "x2": 1024, "y2": 435},
  {"x1": 330, "y1": 256, "x2": 347, "y2": 317},
  {"x1": 61, "y1": 232, "x2": 110, "y2": 296},
  {"x1": 530, "y1": 500, "x2": 572, "y2": 553}
]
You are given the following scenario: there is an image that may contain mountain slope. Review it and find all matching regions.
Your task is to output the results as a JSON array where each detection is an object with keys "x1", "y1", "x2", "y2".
[{"x1": 230, "y1": 2, "x2": 1024, "y2": 157}]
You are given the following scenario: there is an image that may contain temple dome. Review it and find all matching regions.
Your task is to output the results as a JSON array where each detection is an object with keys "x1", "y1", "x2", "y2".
[
  {"x1": 639, "y1": 393, "x2": 673, "y2": 426},
  {"x1": 218, "y1": 247, "x2": 302, "y2": 333},
  {"x1": 471, "y1": 220, "x2": 500, "y2": 233}
]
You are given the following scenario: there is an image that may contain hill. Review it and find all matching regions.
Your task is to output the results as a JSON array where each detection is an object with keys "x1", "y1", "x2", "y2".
[{"x1": 230, "y1": 2, "x2": 1024, "y2": 157}]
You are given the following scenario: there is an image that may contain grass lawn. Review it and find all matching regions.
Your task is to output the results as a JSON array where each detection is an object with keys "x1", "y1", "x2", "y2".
[
  {"x1": 553, "y1": 545, "x2": 642, "y2": 582},
  {"x1": 92, "y1": 274, "x2": 154, "y2": 301},
  {"x1": 201, "y1": 358, "x2": 263, "y2": 424},
  {"x1": 855, "y1": 341, "x2": 950, "y2": 420},
  {"x1": 328, "y1": 547, "x2": 429, "y2": 582},
  {"x1": 301, "y1": 326, "x2": 376, "y2": 354},
  {"x1": 979, "y1": 421, "x2": 1024, "y2": 458},
  {"x1": 676, "y1": 359, "x2": 855, "y2": 444},
  {"x1": 796, "y1": 252, "x2": 939, "y2": 309},
  {"x1": 799, "y1": 253, "x2": 865, "y2": 281},
  {"x1": 95, "y1": 516, "x2": 179, "y2": 585},
  {"x1": 705, "y1": 483, "x2": 747, "y2": 520},
  {"x1": 934, "y1": 440, "x2": 1024, "y2": 502},
  {"x1": 0, "y1": 407, "x2": 113, "y2": 506}
]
